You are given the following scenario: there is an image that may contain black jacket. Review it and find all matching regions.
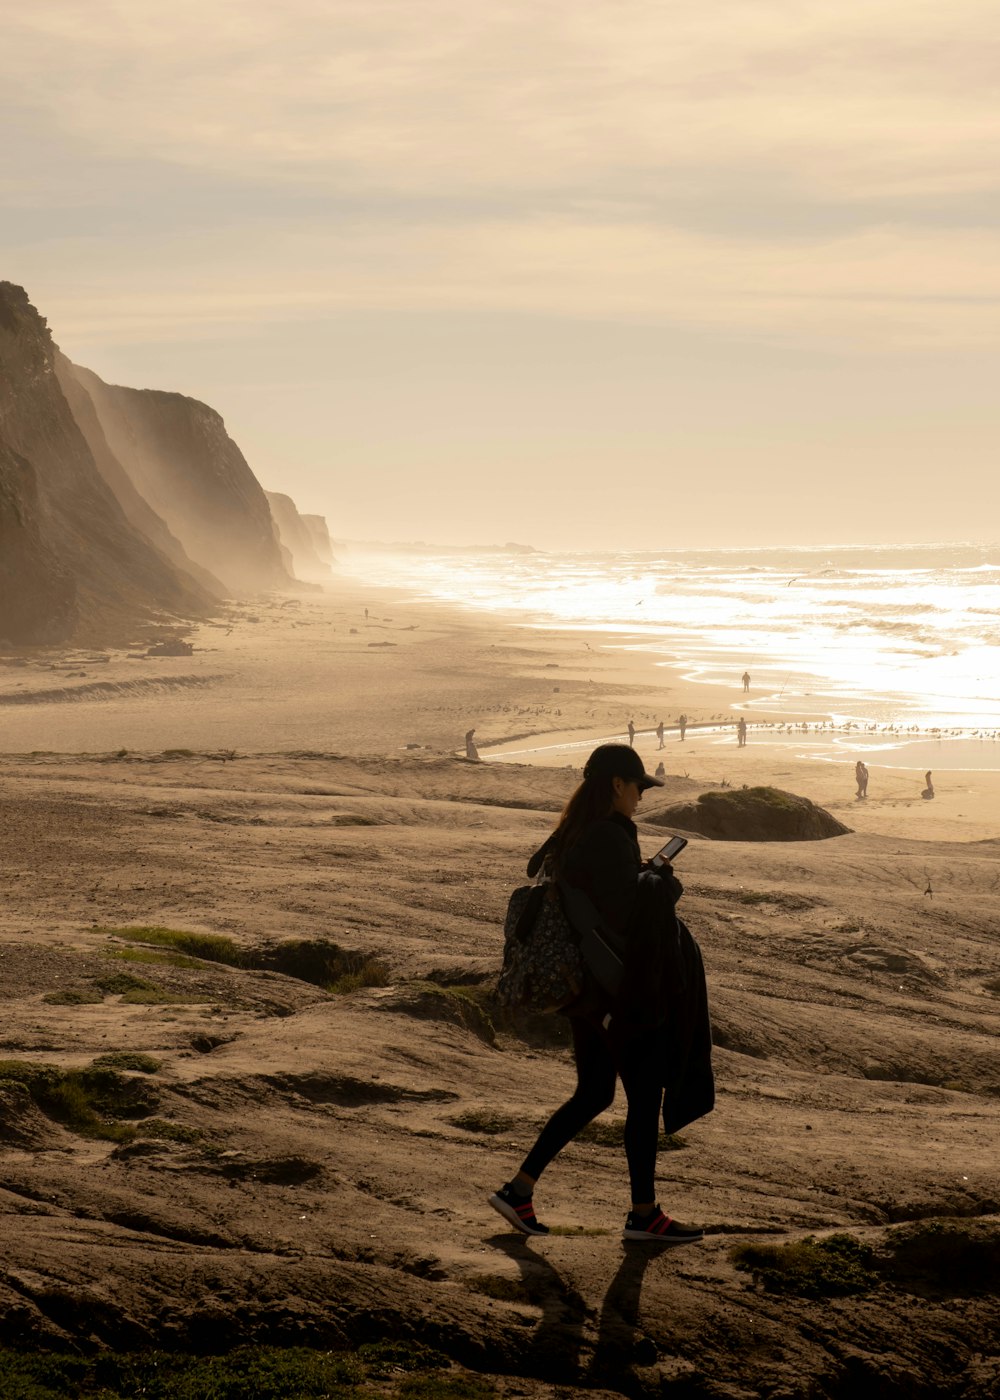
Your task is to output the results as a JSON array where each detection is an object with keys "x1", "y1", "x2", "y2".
[
  {"x1": 528, "y1": 818, "x2": 714, "y2": 1133},
  {"x1": 624, "y1": 872, "x2": 715, "y2": 1134}
]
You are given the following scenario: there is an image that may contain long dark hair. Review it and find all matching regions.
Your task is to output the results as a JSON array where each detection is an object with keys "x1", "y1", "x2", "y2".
[{"x1": 547, "y1": 772, "x2": 615, "y2": 875}]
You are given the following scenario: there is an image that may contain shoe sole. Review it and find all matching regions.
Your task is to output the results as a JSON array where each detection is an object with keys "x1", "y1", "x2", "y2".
[
  {"x1": 488, "y1": 1192, "x2": 548, "y2": 1236},
  {"x1": 622, "y1": 1229, "x2": 703, "y2": 1245}
]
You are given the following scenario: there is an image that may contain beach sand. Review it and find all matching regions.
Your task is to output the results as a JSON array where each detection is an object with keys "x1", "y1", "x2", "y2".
[{"x1": 1, "y1": 580, "x2": 998, "y2": 1396}]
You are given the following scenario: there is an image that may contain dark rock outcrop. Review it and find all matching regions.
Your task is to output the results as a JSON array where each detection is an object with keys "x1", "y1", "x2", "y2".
[
  {"x1": 0, "y1": 283, "x2": 216, "y2": 645},
  {"x1": 654, "y1": 786, "x2": 851, "y2": 841},
  {"x1": 266, "y1": 492, "x2": 331, "y2": 581},
  {"x1": 69, "y1": 363, "x2": 295, "y2": 596}
]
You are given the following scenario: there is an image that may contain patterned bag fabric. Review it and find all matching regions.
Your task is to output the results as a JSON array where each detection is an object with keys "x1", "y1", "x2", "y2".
[{"x1": 496, "y1": 882, "x2": 584, "y2": 1013}]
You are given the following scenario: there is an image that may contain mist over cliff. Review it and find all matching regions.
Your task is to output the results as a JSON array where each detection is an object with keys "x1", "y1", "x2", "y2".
[
  {"x1": 70, "y1": 364, "x2": 293, "y2": 597},
  {"x1": 0, "y1": 283, "x2": 334, "y2": 646},
  {"x1": 265, "y1": 492, "x2": 332, "y2": 582}
]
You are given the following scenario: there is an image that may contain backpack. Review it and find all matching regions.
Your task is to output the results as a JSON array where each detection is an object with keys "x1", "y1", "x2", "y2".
[{"x1": 496, "y1": 882, "x2": 584, "y2": 1014}]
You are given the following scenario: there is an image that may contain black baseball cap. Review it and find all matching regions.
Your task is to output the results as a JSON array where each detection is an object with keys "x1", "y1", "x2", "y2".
[{"x1": 583, "y1": 743, "x2": 664, "y2": 791}]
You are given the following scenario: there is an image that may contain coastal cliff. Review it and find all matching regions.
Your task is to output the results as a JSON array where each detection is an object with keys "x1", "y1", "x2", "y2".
[
  {"x1": 265, "y1": 492, "x2": 331, "y2": 581},
  {"x1": 70, "y1": 363, "x2": 295, "y2": 597},
  {"x1": 0, "y1": 283, "x2": 216, "y2": 645},
  {"x1": 1, "y1": 282, "x2": 329, "y2": 645}
]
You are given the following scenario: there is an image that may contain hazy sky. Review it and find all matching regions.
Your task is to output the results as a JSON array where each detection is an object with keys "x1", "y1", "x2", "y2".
[{"x1": 5, "y1": 1, "x2": 1000, "y2": 551}]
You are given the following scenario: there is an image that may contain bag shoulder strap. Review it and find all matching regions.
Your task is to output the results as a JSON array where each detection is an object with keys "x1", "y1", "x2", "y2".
[{"x1": 526, "y1": 833, "x2": 556, "y2": 879}]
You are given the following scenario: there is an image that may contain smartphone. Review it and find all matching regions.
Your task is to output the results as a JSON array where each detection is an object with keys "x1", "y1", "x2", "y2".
[{"x1": 649, "y1": 834, "x2": 688, "y2": 867}]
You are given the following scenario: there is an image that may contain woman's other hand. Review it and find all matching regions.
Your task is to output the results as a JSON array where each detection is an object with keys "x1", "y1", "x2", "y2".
[{"x1": 647, "y1": 860, "x2": 683, "y2": 904}]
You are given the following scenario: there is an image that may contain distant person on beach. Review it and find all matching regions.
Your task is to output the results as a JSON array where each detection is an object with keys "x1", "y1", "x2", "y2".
[
  {"x1": 627, "y1": 719, "x2": 636, "y2": 747},
  {"x1": 656, "y1": 721, "x2": 665, "y2": 749},
  {"x1": 741, "y1": 671, "x2": 750, "y2": 693},
  {"x1": 654, "y1": 761, "x2": 666, "y2": 779},
  {"x1": 489, "y1": 743, "x2": 712, "y2": 1245},
  {"x1": 921, "y1": 771, "x2": 935, "y2": 800},
  {"x1": 855, "y1": 761, "x2": 868, "y2": 798},
  {"x1": 465, "y1": 729, "x2": 480, "y2": 761},
  {"x1": 737, "y1": 717, "x2": 747, "y2": 747},
  {"x1": 678, "y1": 714, "x2": 688, "y2": 742},
  {"x1": 364, "y1": 608, "x2": 369, "y2": 622}
]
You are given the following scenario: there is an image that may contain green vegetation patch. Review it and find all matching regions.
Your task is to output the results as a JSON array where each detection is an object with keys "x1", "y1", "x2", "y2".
[
  {"x1": 254, "y1": 938, "x2": 391, "y2": 992},
  {"x1": 356, "y1": 1341, "x2": 449, "y2": 1377},
  {"x1": 706, "y1": 786, "x2": 799, "y2": 812},
  {"x1": 398, "y1": 1380, "x2": 495, "y2": 1400},
  {"x1": 95, "y1": 971, "x2": 208, "y2": 1006},
  {"x1": 732, "y1": 1232, "x2": 878, "y2": 1298},
  {"x1": 90, "y1": 1052, "x2": 162, "y2": 1073},
  {"x1": 0, "y1": 1058, "x2": 159, "y2": 1142},
  {"x1": 448, "y1": 1108, "x2": 517, "y2": 1135},
  {"x1": 100, "y1": 928, "x2": 400, "y2": 999},
  {"x1": 42, "y1": 988, "x2": 103, "y2": 1006},
  {"x1": 131, "y1": 1118, "x2": 201, "y2": 1144},
  {"x1": 103, "y1": 926, "x2": 245, "y2": 966},
  {"x1": 0, "y1": 1345, "x2": 494, "y2": 1400}
]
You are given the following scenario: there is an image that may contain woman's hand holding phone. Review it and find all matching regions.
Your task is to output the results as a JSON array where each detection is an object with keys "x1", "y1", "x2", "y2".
[{"x1": 646, "y1": 834, "x2": 686, "y2": 904}]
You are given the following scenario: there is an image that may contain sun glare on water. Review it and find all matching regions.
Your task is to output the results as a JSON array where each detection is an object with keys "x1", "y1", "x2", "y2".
[{"x1": 344, "y1": 546, "x2": 1000, "y2": 733}]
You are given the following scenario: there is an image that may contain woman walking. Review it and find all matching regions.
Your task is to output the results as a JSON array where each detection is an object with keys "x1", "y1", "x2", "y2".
[{"x1": 488, "y1": 744, "x2": 711, "y2": 1245}]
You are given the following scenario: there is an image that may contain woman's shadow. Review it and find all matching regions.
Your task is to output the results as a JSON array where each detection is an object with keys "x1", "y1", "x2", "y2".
[
  {"x1": 589, "y1": 1246, "x2": 658, "y2": 1381},
  {"x1": 486, "y1": 1233, "x2": 591, "y2": 1383},
  {"x1": 486, "y1": 1235, "x2": 658, "y2": 1387}
]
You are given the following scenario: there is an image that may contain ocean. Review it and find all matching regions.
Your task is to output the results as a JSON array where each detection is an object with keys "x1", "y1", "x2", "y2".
[{"x1": 342, "y1": 542, "x2": 1000, "y2": 771}]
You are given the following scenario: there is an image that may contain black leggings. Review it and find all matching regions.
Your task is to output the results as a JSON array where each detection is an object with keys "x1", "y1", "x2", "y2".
[{"x1": 520, "y1": 1017, "x2": 663, "y2": 1204}]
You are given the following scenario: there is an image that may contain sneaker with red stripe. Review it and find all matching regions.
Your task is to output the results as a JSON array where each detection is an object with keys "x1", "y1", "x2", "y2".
[
  {"x1": 488, "y1": 1182, "x2": 549, "y2": 1236},
  {"x1": 623, "y1": 1207, "x2": 702, "y2": 1245}
]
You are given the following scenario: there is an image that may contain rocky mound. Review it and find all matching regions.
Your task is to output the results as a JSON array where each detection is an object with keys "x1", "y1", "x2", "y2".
[{"x1": 655, "y1": 785, "x2": 851, "y2": 841}]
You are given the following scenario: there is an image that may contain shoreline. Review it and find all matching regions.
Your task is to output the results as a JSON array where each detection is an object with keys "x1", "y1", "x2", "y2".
[
  {"x1": 1, "y1": 575, "x2": 998, "y2": 841},
  {"x1": 337, "y1": 543, "x2": 1000, "y2": 733}
]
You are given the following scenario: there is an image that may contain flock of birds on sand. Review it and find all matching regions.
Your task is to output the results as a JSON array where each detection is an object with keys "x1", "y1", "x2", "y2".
[{"x1": 706, "y1": 717, "x2": 1000, "y2": 741}]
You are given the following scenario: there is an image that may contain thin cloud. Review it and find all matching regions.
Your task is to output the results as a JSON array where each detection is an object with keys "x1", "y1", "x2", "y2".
[
  {"x1": 6, "y1": 0, "x2": 1000, "y2": 201},
  {"x1": 12, "y1": 216, "x2": 1000, "y2": 355}
]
